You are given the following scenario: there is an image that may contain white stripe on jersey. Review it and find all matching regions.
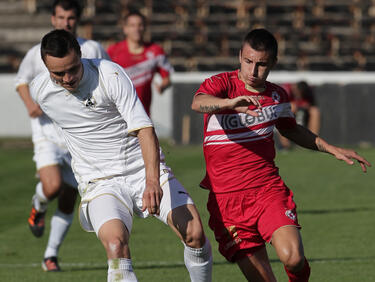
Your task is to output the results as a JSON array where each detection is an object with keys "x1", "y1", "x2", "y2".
[
  {"x1": 204, "y1": 125, "x2": 274, "y2": 143},
  {"x1": 204, "y1": 132, "x2": 273, "y2": 146},
  {"x1": 124, "y1": 54, "x2": 171, "y2": 84}
]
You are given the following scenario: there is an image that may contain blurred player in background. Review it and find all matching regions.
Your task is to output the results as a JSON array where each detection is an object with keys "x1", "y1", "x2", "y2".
[
  {"x1": 31, "y1": 29, "x2": 212, "y2": 282},
  {"x1": 278, "y1": 81, "x2": 321, "y2": 150},
  {"x1": 107, "y1": 10, "x2": 173, "y2": 116},
  {"x1": 15, "y1": 0, "x2": 109, "y2": 272},
  {"x1": 191, "y1": 28, "x2": 370, "y2": 281}
]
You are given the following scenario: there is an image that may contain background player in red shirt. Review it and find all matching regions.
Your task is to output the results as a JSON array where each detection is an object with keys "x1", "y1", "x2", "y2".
[
  {"x1": 191, "y1": 28, "x2": 370, "y2": 281},
  {"x1": 107, "y1": 10, "x2": 173, "y2": 116}
]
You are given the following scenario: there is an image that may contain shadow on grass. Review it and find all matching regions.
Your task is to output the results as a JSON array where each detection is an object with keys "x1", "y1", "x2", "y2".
[
  {"x1": 64, "y1": 260, "x2": 231, "y2": 272},
  {"x1": 299, "y1": 206, "x2": 374, "y2": 214},
  {"x1": 64, "y1": 255, "x2": 375, "y2": 272}
]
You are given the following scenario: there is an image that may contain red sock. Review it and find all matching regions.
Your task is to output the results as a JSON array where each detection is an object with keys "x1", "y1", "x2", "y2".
[{"x1": 284, "y1": 257, "x2": 311, "y2": 282}]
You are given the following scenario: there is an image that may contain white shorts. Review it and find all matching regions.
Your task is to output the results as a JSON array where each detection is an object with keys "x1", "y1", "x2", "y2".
[
  {"x1": 78, "y1": 168, "x2": 194, "y2": 236},
  {"x1": 31, "y1": 115, "x2": 77, "y2": 188}
]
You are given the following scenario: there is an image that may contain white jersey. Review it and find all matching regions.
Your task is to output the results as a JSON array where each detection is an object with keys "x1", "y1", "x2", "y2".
[
  {"x1": 30, "y1": 59, "x2": 153, "y2": 187},
  {"x1": 15, "y1": 37, "x2": 110, "y2": 148}
]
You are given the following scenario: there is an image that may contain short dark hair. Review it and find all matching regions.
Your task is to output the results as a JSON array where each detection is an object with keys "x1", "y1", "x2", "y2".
[
  {"x1": 242, "y1": 29, "x2": 278, "y2": 61},
  {"x1": 122, "y1": 10, "x2": 146, "y2": 25},
  {"x1": 41, "y1": 29, "x2": 81, "y2": 62},
  {"x1": 52, "y1": 0, "x2": 82, "y2": 19}
]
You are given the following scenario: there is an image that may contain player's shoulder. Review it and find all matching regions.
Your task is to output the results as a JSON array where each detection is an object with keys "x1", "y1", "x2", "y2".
[
  {"x1": 24, "y1": 43, "x2": 41, "y2": 58},
  {"x1": 145, "y1": 42, "x2": 165, "y2": 55},
  {"x1": 29, "y1": 71, "x2": 52, "y2": 100},
  {"x1": 205, "y1": 71, "x2": 236, "y2": 85},
  {"x1": 108, "y1": 40, "x2": 126, "y2": 51},
  {"x1": 265, "y1": 81, "x2": 290, "y2": 101}
]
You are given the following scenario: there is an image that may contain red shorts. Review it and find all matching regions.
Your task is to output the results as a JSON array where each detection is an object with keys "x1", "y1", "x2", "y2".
[{"x1": 207, "y1": 184, "x2": 300, "y2": 262}]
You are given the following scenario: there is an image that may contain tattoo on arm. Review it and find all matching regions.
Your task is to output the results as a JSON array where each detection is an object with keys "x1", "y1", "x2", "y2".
[
  {"x1": 316, "y1": 138, "x2": 327, "y2": 153},
  {"x1": 199, "y1": 104, "x2": 221, "y2": 113}
]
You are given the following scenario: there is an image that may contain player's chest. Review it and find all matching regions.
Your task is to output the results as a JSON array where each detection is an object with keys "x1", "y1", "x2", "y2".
[{"x1": 45, "y1": 90, "x2": 117, "y2": 127}]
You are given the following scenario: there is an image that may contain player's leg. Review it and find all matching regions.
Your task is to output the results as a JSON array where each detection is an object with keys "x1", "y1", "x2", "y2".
[
  {"x1": 29, "y1": 164, "x2": 62, "y2": 238},
  {"x1": 157, "y1": 173, "x2": 212, "y2": 282},
  {"x1": 258, "y1": 185, "x2": 310, "y2": 282},
  {"x1": 236, "y1": 247, "x2": 276, "y2": 282},
  {"x1": 271, "y1": 226, "x2": 310, "y2": 282},
  {"x1": 42, "y1": 183, "x2": 77, "y2": 272},
  {"x1": 88, "y1": 193, "x2": 137, "y2": 282}
]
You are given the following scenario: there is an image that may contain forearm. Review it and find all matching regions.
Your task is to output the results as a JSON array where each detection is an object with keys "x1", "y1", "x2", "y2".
[
  {"x1": 191, "y1": 93, "x2": 230, "y2": 113},
  {"x1": 279, "y1": 124, "x2": 330, "y2": 153},
  {"x1": 137, "y1": 127, "x2": 160, "y2": 185},
  {"x1": 17, "y1": 84, "x2": 33, "y2": 108}
]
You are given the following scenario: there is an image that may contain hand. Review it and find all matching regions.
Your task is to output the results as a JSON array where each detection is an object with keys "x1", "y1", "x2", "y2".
[
  {"x1": 27, "y1": 102, "x2": 43, "y2": 118},
  {"x1": 229, "y1": 96, "x2": 261, "y2": 116},
  {"x1": 332, "y1": 147, "x2": 371, "y2": 173},
  {"x1": 142, "y1": 181, "x2": 163, "y2": 215}
]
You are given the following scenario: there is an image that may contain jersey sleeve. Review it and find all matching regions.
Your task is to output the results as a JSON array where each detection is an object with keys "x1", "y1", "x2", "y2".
[
  {"x1": 106, "y1": 62, "x2": 153, "y2": 133},
  {"x1": 274, "y1": 85, "x2": 297, "y2": 130},
  {"x1": 14, "y1": 46, "x2": 38, "y2": 89},
  {"x1": 154, "y1": 44, "x2": 173, "y2": 78},
  {"x1": 195, "y1": 74, "x2": 228, "y2": 98}
]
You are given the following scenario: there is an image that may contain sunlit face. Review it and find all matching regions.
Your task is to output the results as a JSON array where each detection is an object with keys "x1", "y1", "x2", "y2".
[
  {"x1": 44, "y1": 49, "x2": 83, "y2": 92},
  {"x1": 51, "y1": 6, "x2": 78, "y2": 34},
  {"x1": 238, "y1": 43, "x2": 276, "y2": 89},
  {"x1": 123, "y1": 15, "x2": 145, "y2": 43}
]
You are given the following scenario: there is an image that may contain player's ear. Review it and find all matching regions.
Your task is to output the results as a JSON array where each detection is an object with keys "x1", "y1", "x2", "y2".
[
  {"x1": 51, "y1": 15, "x2": 56, "y2": 27},
  {"x1": 238, "y1": 49, "x2": 242, "y2": 63}
]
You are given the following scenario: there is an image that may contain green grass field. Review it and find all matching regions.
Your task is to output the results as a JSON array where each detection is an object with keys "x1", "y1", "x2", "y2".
[{"x1": 1, "y1": 140, "x2": 375, "y2": 281}]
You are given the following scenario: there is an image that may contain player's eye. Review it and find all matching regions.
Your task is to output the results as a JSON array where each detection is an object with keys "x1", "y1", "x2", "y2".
[{"x1": 53, "y1": 72, "x2": 65, "y2": 77}]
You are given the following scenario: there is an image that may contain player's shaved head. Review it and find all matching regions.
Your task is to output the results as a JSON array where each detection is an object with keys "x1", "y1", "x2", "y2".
[
  {"x1": 52, "y1": 0, "x2": 82, "y2": 19},
  {"x1": 41, "y1": 29, "x2": 81, "y2": 62},
  {"x1": 242, "y1": 29, "x2": 278, "y2": 62}
]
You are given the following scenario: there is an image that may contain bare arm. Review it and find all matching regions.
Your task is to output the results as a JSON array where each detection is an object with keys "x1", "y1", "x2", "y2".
[
  {"x1": 136, "y1": 126, "x2": 163, "y2": 215},
  {"x1": 307, "y1": 106, "x2": 320, "y2": 134},
  {"x1": 17, "y1": 84, "x2": 43, "y2": 117},
  {"x1": 191, "y1": 93, "x2": 261, "y2": 116},
  {"x1": 279, "y1": 124, "x2": 371, "y2": 172},
  {"x1": 155, "y1": 76, "x2": 171, "y2": 94}
]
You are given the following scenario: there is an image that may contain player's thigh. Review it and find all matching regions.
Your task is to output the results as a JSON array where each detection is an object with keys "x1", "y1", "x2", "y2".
[{"x1": 236, "y1": 246, "x2": 276, "y2": 282}]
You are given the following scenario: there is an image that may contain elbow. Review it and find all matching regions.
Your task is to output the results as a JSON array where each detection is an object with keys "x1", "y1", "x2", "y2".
[{"x1": 191, "y1": 99, "x2": 199, "y2": 112}]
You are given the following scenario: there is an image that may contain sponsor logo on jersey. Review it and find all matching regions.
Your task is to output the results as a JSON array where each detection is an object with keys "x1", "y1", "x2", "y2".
[
  {"x1": 84, "y1": 95, "x2": 96, "y2": 108},
  {"x1": 220, "y1": 106, "x2": 278, "y2": 130}
]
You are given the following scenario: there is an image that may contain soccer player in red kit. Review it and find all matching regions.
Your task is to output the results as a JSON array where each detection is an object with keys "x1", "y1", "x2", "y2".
[
  {"x1": 107, "y1": 10, "x2": 173, "y2": 115},
  {"x1": 191, "y1": 28, "x2": 371, "y2": 282}
]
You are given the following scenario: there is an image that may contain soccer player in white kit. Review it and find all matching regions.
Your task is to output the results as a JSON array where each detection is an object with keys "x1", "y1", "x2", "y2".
[
  {"x1": 15, "y1": 0, "x2": 109, "y2": 271},
  {"x1": 30, "y1": 29, "x2": 213, "y2": 282}
]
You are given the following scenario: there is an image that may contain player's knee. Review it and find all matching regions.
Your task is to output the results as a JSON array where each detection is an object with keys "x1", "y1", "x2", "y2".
[
  {"x1": 282, "y1": 252, "x2": 304, "y2": 272},
  {"x1": 104, "y1": 237, "x2": 128, "y2": 258},
  {"x1": 184, "y1": 222, "x2": 205, "y2": 248},
  {"x1": 41, "y1": 178, "x2": 62, "y2": 199}
]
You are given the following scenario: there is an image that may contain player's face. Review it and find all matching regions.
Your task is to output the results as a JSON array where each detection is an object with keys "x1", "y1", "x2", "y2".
[
  {"x1": 51, "y1": 6, "x2": 78, "y2": 34},
  {"x1": 123, "y1": 15, "x2": 145, "y2": 42},
  {"x1": 44, "y1": 49, "x2": 83, "y2": 92},
  {"x1": 238, "y1": 43, "x2": 276, "y2": 89}
]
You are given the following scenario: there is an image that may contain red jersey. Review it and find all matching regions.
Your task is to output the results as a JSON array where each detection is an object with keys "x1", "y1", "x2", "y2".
[
  {"x1": 107, "y1": 40, "x2": 173, "y2": 115},
  {"x1": 196, "y1": 70, "x2": 297, "y2": 194}
]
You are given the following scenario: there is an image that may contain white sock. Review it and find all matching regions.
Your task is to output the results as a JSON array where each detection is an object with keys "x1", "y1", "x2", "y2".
[
  {"x1": 184, "y1": 238, "x2": 213, "y2": 282},
  {"x1": 108, "y1": 258, "x2": 138, "y2": 282},
  {"x1": 33, "y1": 182, "x2": 48, "y2": 212},
  {"x1": 43, "y1": 209, "x2": 73, "y2": 258}
]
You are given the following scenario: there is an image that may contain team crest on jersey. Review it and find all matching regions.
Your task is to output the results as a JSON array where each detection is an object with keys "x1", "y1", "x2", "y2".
[
  {"x1": 285, "y1": 209, "x2": 296, "y2": 221},
  {"x1": 271, "y1": 91, "x2": 280, "y2": 103},
  {"x1": 84, "y1": 94, "x2": 97, "y2": 108}
]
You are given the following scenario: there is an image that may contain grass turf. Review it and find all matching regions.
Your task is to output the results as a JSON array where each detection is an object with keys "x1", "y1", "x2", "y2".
[{"x1": 0, "y1": 142, "x2": 374, "y2": 281}]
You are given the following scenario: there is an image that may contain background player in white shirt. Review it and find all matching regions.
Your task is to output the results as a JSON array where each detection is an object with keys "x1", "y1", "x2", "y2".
[
  {"x1": 30, "y1": 29, "x2": 212, "y2": 282},
  {"x1": 15, "y1": 0, "x2": 109, "y2": 272}
]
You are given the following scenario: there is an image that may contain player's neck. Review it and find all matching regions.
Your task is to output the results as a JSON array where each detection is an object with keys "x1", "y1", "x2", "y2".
[
  {"x1": 245, "y1": 84, "x2": 265, "y2": 93},
  {"x1": 127, "y1": 39, "x2": 144, "y2": 54}
]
